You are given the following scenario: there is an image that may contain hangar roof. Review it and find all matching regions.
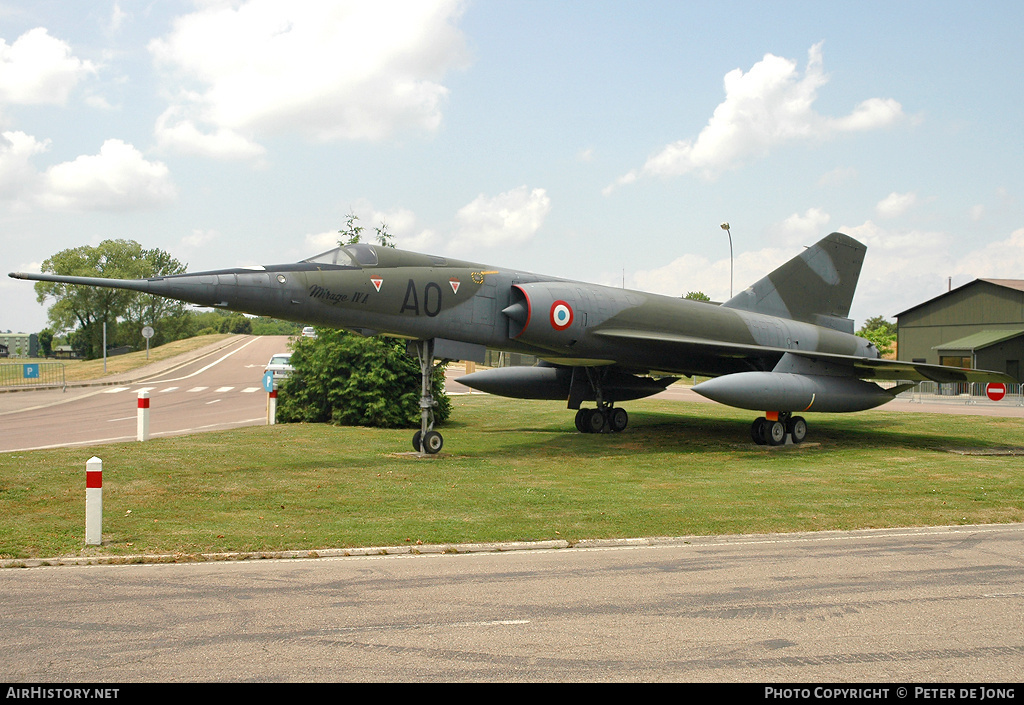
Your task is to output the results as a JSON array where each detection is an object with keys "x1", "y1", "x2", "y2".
[
  {"x1": 933, "y1": 329, "x2": 1024, "y2": 351},
  {"x1": 895, "y1": 278, "x2": 1024, "y2": 318}
]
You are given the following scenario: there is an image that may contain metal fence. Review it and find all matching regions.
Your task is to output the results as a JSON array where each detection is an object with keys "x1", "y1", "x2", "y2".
[
  {"x1": 889, "y1": 380, "x2": 1024, "y2": 407},
  {"x1": 0, "y1": 361, "x2": 66, "y2": 391}
]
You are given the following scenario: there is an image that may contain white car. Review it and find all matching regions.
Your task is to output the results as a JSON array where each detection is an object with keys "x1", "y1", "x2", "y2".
[
  {"x1": 265, "y1": 353, "x2": 293, "y2": 380},
  {"x1": 301, "y1": 326, "x2": 316, "y2": 337}
]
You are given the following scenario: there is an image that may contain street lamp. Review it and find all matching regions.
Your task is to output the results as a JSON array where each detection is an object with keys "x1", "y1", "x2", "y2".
[{"x1": 720, "y1": 222, "x2": 733, "y2": 299}]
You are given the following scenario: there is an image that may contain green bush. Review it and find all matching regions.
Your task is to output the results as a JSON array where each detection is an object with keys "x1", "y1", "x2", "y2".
[{"x1": 277, "y1": 328, "x2": 451, "y2": 428}]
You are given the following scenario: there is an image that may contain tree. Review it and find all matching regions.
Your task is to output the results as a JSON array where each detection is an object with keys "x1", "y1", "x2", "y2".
[
  {"x1": 857, "y1": 315, "x2": 897, "y2": 358},
  {"x1": 276, "y1": 214, "x2": 451, "y2": 428},
  {"x1": 34, "y1": 240, "x2": 188, "y2": 359},
  {"x1": 120, "y1": 246, "x2": 189, "y2": 349},
  {"x1": 37, "y1": 329, "x2": 53, "y2": 358},
  {"x1": 684, "y1": 291, "x2": 711, "y2": 302},
  {"x1": 338, "y1": 211, "x2": 394, "y2": 248},
  {"x1": 219, "y1": 313, "x2": 253, "y2": 334}
]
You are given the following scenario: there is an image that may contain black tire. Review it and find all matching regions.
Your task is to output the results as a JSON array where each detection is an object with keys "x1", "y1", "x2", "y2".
[
  {"x1": 586, "y1": 409, "x2": 607, "y2": 433},
  {"x1": 609, "y1": 407, "x2": 628, "y2": 432},
  {"x1": 575, "y1": 409, "x2": 589, "y2": 433},
  {"x1": 423, "y1": 430, "x2": 443, "y2": 454},
  {"x1": 787, "y1": 416, "x2": 807, "y2": 444},
  {"x1": 751, "y1": 417, "x2": 767, "y2": 445},
  {"x1": 766, "y1": 420, "x2": 786, "y2": 446}
]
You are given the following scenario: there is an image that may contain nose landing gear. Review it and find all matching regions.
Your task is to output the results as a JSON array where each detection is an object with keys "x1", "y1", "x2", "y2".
[{"x1": 411, "y1": 339, "x2": 447, "y2": 455}]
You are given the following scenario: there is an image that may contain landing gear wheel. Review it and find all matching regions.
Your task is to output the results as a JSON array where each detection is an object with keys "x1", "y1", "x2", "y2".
[
  {"x1": 575, "y1": 408, "x2": 589, "y2": 433},
  {"x1": 609, "y1": 407, "x2": 628, "y2": 433},
  {"x1": 765, "y1": 420, "x2": 787, "y2": 446},
  {"x1": 585, "y1": 408, "x2": 606, "y2": 433},
  {"x1": 751, "y1": 417, "x2": 768, "y2": 445},
  {"x1": 422, "y1": 430, "x2": 443, "y2": 454},
  {"x1": 787, "y1": 416, "x2": 807, "y2": 444},
  {"x1": 412, "y1": 429, "x2": 444, "y2": 454}
]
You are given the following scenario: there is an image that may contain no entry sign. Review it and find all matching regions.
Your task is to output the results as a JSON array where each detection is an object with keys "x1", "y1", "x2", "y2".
[{"x1": 986, "y1": 383, "x2": 1007, "y2": 401}]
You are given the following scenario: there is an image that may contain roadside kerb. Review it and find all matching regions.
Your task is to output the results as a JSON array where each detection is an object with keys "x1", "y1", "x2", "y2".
[{"x1": 6, "y1": 524, "x2": 1022, "y2": 569}]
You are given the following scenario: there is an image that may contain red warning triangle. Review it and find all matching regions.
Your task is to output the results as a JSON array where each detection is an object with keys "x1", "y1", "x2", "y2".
[
  {"x1": 449, "y1": 278, "x2": 460, "y2": 294},
  {"x1": 370, "y1": 276, "x2": 383, "y2": 292}
]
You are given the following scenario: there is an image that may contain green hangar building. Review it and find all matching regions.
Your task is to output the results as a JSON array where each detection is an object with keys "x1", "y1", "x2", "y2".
[{"x1": 895, "y1": 279, "x2": 1024, "y2": 383}]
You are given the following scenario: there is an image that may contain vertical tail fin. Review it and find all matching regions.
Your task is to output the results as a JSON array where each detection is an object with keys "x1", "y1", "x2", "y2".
[{"x1": 721, "y1": 232, "x2": 865, "y2": 333}]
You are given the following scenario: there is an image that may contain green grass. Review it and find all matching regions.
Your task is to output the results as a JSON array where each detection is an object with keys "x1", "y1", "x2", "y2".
[{"x1": 1, "y1": 395, "x2": 1022, "y2": 560}]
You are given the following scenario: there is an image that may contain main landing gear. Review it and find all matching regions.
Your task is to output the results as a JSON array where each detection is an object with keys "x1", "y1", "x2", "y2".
[
  {"x1": 574, "y1": 405, "x2": 629, "y2": 434},
  {"x1": 572, "y1": 367, "x2": 629, "y2": 434},
  {"x1": 411, "y1": 339, "x2": 446, "y2": 455},
  {"x1": 751, "y1": 412, "x2": 807, "y2": 446}
]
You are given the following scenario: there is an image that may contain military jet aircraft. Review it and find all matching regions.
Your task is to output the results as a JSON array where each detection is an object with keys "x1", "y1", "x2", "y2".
[{"x1": 10, "y1": 232, "x2": 1014, "y2": 453}]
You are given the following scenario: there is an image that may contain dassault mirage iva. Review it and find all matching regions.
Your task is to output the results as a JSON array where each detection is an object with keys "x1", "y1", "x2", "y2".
[{"x1": 11, "y1": 232, "x2": 1014, "y2": 453}]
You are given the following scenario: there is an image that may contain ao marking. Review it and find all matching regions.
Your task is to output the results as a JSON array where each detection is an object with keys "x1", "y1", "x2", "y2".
[{"x1": 400, "y1": 279, "x2": 444, "y2": 317}]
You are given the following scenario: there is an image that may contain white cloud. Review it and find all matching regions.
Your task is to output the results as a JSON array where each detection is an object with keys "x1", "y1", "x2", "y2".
[
  {"x1": 304, "y1": 229, "x2": 341, "y2": 254},
  {"x1": 0, "y1": 131, "x2": 49, "y2": 198},
  {"x1": 38, "y1": 139, "x2": 176, "y2": 211},
  {"x1": 631, "y1": 246, "x2": 792, "y2": 303},
  {"x1": 150, "y1": 0, "x2": 470, "y2": 157},
  {"x1": 954, "y1": 227, "x2": 1024, "y2": 280},
  {"x1": 155, "y1": 108, "x2": 266, "y2": 161},
  {"x1": 770, "y1": 207, "x2": 832, "y2": 245},
  {"x1": 182, "y1": 228, "x2": 219, "y2": 248},
  {"x1": 0, "y1": 132, "x2": 175, "y2": 212},
  {"x1": 0, "y1": 28, "x2": 96, "y2": 106},
  {"x1": 630, "y1": 210, "x2": 833, "y2": 301},
  {"x1": 818, "y1": 166, "x2": 857, "y2": 187},
  {"x1": 449, "y1": 186, "x2": 552, "y2": 250},
  {"x1": 606, "y1": 43, "x2": 903, "y2": 192},
  {"x1": 875, "y1": 191, "x2": 918, "y2": 219}
]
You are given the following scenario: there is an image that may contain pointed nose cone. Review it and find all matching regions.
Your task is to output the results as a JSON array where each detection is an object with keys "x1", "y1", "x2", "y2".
[{"x1": 501, "y1": 300, "x2": 529, "y2": 326}]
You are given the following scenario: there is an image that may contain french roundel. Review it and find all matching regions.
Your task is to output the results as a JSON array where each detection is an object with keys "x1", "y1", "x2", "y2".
[{"x1": 550, "y1": 301, "x2": 573, "y2": 331}]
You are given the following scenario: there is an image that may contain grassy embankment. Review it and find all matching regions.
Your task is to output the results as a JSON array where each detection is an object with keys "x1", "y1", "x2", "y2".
[{"x1": 0, "y1": 334, "x2": 233, "y2": 384}]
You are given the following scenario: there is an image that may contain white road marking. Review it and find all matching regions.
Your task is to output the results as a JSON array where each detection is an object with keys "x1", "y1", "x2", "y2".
[{"x1": 146, "y1": 336, "x2": 262, "y2": 383}]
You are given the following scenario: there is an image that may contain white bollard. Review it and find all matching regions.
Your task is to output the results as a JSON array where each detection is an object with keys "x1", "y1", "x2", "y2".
[
  {"x1": 137, "y1": 390, "x2": 150, "y2": 441},
  {"x1": 268, "y1": 389, "x2": 277, "y2": 425},
  {"x1": 86, "y1": 456, "x2": 102, "y2": 545}
]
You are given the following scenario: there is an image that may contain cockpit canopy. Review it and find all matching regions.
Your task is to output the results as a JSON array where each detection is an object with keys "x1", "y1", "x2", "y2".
[{"x1": 302, "y1": 243, "x2": 379, "y2": 268}]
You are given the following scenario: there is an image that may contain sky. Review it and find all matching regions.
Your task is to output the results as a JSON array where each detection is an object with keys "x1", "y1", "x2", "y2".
[{"x1": 2, "y1": 0, "x2": 1023, "y2": 336}]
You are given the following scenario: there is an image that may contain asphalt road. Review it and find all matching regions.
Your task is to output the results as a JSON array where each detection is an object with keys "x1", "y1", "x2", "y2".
[
  {"x1": 0, "y1": 335, "x2": 290, "y2": 453},
  {"x1": 1, "y1": 524, "x2": 1021, "y2": 682}
]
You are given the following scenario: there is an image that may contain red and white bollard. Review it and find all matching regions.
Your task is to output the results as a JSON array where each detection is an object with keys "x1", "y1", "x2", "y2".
[
  {"x1": 86, "y1": 456, "x2": 102, "y2": 545},
  {"x1": 268, "y1": 389, "x2": 278, "y2": 425},
  {"x1": 137, "y1": 390, "x2": 150, "y2": 441}
]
